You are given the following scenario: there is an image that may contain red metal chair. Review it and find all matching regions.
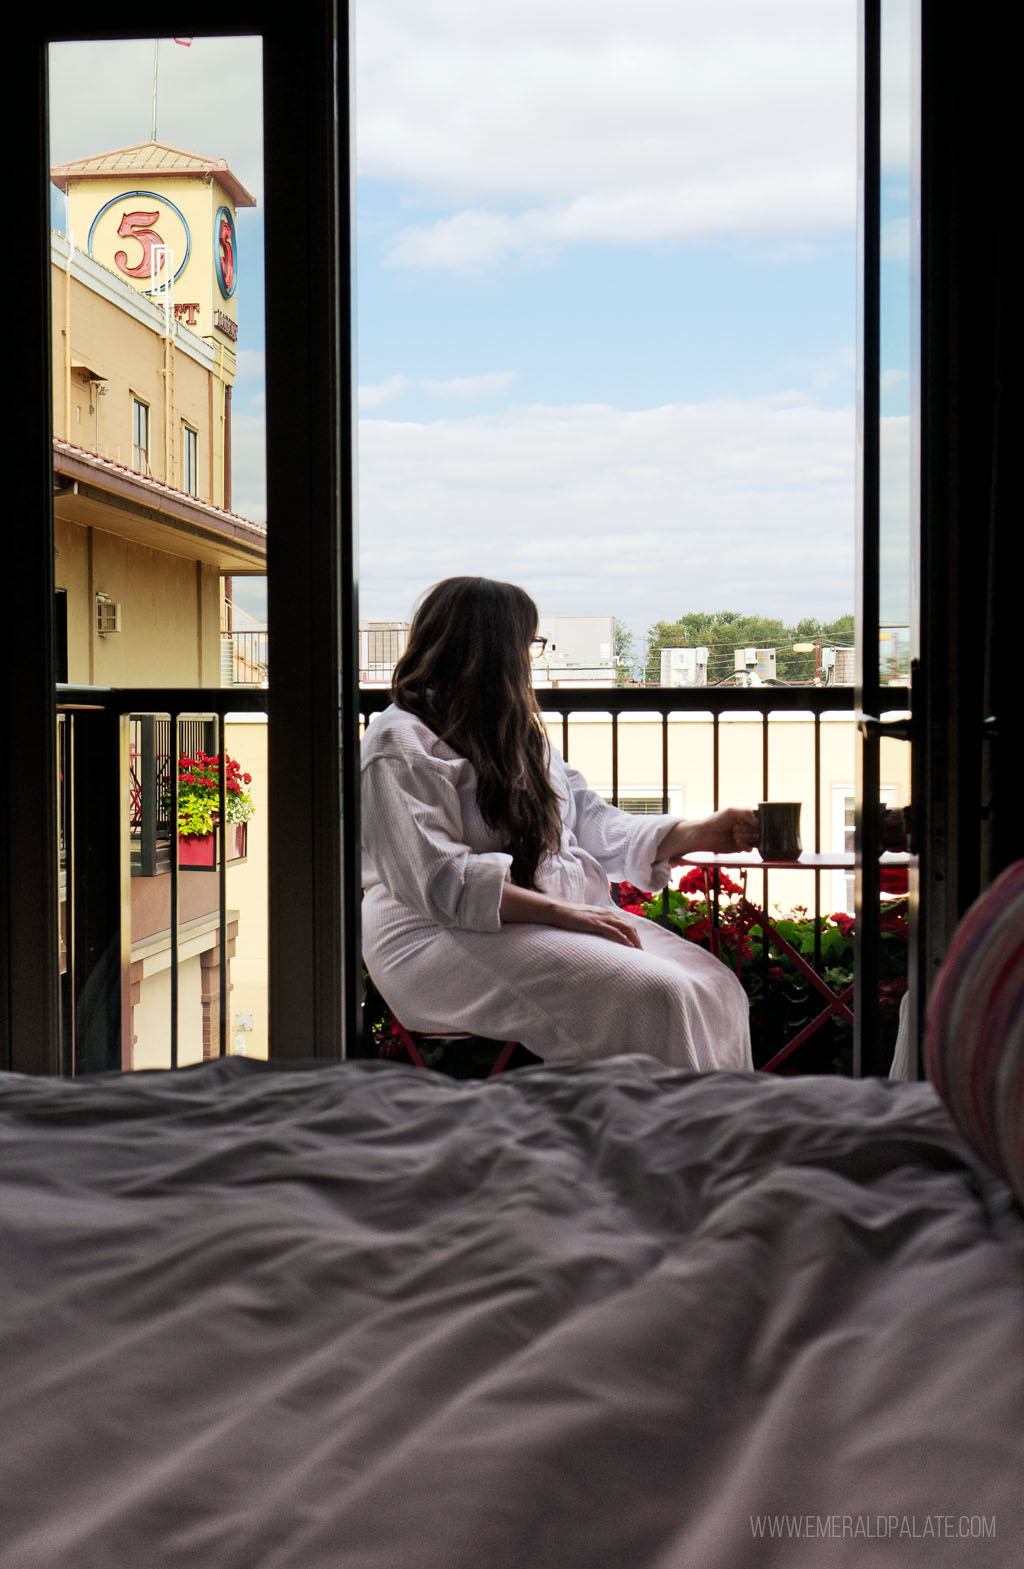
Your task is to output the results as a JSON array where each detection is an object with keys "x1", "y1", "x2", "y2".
[{"x1": 385, "y1": 1017, "x2": 521, "y2": 1077}]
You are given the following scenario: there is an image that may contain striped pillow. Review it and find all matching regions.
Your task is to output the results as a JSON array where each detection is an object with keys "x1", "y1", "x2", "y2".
[{"x1": 924, "y1": 860, "x2": 1024, "y2": 1204}]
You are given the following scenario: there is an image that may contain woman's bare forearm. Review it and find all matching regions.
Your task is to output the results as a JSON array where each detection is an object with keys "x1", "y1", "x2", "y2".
[
  {"x1": 499, "y1": 881, "x2": 642, "y2": 947},
  {"x1": 656, "y1": 807, "x2": 759, "y2": 861},
  {"x1": 499, "y1": 882, "x2": 559, "y2": 925}
]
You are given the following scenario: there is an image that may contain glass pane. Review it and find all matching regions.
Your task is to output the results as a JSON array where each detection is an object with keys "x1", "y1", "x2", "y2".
[
  {"x1": 48, "y1": 36, "x2": 267, "y2": 690},
  {"x1": 854, "y1": 0, "x2": 918, "y2": 1077},
  {"x1": 356, "y1": 6, "x2": 863, "y2": 1071},
  {"x1": 49, "y1": 38, "x2": 269, "y2": 1070},
  {"x1": 878, "y1": 0, "x2": 919, "y2": 684},
  {"x1": 356, "y1": 4, "x2": 859, "y2": 664}
]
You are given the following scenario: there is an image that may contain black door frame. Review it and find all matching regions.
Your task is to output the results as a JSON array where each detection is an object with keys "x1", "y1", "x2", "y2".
[
  {"x1": 7, "y1": 3, "x2": 1019, "y2": 1074},
  {"x1": 6, "y1": 1, "x2": 360, "y2": 1072}
]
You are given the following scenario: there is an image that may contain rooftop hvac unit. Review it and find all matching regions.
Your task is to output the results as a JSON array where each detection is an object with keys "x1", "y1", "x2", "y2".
[
  {"x1": 820, "y1": 646, "x2": 855, "y2": 685},
  {"x1": 734, "y1": 647, "x2": 776, "y2": 680},
  {"x1": 660, "y1": 647, "x2": 708, "y2": 687}
]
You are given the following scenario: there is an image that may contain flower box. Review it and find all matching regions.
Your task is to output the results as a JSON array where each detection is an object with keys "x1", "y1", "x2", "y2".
[
  {"x1": 177, "y1": 822, "x2": 247, "y2": 870},
  {"x1": 165, "y1": 751, "x2": 254, "y2": 867},
  {"x1": 178, "y1": 831, "x2": 215, "y2": 868}
]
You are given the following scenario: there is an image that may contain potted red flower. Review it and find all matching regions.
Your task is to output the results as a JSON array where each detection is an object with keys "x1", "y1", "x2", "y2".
[{"x1": 165, "y1": 752, "x2": 255, "y2": 868}]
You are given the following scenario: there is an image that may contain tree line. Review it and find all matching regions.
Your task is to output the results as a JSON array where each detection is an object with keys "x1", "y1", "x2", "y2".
[{"x1": 615, "y1": 611, "x2": 855, "y2": 685}]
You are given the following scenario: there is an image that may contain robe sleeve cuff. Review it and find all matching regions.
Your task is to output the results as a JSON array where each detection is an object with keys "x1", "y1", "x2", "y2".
[
  {"x1": 618, "y1": 815, "x2": 678, "y2": 891},
  {"x1": 452, "y1": 851, "x2": 513, "y2": 931}
]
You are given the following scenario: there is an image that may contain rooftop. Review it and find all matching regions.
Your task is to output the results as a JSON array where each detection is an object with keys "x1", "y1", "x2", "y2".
[{"x1": 50, "y1": 139, "x2": 257, "y2": 209}]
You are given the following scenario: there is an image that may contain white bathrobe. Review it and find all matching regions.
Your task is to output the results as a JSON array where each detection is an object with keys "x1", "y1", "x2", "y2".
[{"x1": 361, "y1": 704, "x2": 752, "y2": 1071}]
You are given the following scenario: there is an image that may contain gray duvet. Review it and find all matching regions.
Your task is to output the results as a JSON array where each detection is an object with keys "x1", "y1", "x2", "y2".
[{"x1": 1, "y1": 1056, "x2": 1022, "y2": 1568}]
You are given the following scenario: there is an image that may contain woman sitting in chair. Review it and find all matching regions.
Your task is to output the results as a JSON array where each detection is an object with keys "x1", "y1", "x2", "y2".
[{"x1": 361, "y1": 576, "x2": 756, "y2": 1071}]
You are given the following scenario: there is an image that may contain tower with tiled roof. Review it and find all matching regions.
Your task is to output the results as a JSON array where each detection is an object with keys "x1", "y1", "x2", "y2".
[
  {"x1": 51, "y1": 140, "x2": 256, "y2": 355},
  {"x1": 51, "y1": 140, "x2": 258, "y2": 515},
  {"x1": 47, "y1": 139, "x2": 265, "y2": 695}
]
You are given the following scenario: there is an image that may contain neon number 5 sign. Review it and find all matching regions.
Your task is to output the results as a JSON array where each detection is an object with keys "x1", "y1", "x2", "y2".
[
  {"x1": 114, "y1": 210, "x2": 165, "y2": 278},
  {"x1": 219, "y1": 214, "x2": 234, "y2": 291},
  {"x1": 87, "y1": 190, "x2": 191, "y2": 293},
  {"x1": 215, "y1": 206, "x2": 238, "y2": 299}
]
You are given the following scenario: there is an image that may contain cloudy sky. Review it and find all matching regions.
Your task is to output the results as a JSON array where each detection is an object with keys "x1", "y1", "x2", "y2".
[{"x1": 49, "y1": 2, "x2": 863, "y2": 643}]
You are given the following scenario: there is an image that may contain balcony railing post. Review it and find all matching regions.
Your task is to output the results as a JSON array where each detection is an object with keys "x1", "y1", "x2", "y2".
[
  {"x1": 138, "y1": 715, "x2": 157, "y2": 878},
  {"x1": 217, "y1": 739, "x2": 229, "y2": 1058},
  {"x1": 70, "y1": 707, "x2": 131, "y2": 1074}
]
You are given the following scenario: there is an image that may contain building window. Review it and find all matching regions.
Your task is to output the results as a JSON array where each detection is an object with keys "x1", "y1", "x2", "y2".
[
  {"x1": 600, "y1": 791, "x2": 683, "y2": 817},
  {"x1": 182, "y1": 425, "x2": 198, "y2": 495},
  {"x1": 132, "y1": 396, "x2": 150, "y2": 474},
  {"x1": 832, "y1": 784, "x2": 900, "y2": 913},
  {"x1": 832, "y1": 788, "x2": 856, "y2": 914}
]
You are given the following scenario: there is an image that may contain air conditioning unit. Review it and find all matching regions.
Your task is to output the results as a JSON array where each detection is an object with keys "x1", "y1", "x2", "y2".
[
  {"x1": 660, "y1": 647, "x2": 709, "y2": 687},
  {"x1": 734, "y1": 647, "x2": 776, "y2": 680},
  {"x1": 820, "y1": 646, "x2": 855, "y2": 684},
  {"x1": 95, "y1": 593, "x2": 121, "y2": 635}
]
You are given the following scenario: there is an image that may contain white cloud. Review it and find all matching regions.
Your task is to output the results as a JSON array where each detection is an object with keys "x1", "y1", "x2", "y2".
[
  {"x1": 229, "y1": 411, "x2": 267, "y2": 524},
  {"x1": 48, "y1": 38, "x2": 265, "y2": 203},
  {"x1": 359, "y1": 375, "x2": 413, "y2": 409},
  {"x1": 358, "y1": 395, "x2": 854, "y2": 625},
  {"x1": 422, "y1": 371, "x2": 517, "y2": 401},
  {"x1": 880, "y1": 216, "x2": 911, "y2": 262},
  {"x1": 358, "y1": 371, "x2": 518, "y2": 406},
  {"x1": 389, "y1": 170, "x2": 854, "y2": 271},
  {"x1": 358, "y1": 0, "x2": 857, "y2": 269},
  {"x1": 235, "y1": 349, "x2": 265, "y2": 381}
]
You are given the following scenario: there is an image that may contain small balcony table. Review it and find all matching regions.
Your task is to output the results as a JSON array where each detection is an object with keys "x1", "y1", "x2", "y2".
[{"x1": 673, "y1": 851, "x2": 909, "y2": 1073}]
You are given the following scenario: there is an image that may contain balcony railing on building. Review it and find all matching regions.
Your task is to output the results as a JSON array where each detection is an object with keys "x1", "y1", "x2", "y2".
[
  {"x1": 58, "y1": 686, "x2": 266, "y2": 1077},
  {"x1": 361, "y1": 682, "x2": 911, "y2": 1077},
  {"x1": 221, "y1": 629, "x2": 268, "y2": 687},
  {"x1": 57, "y1": 681, "x2": 908, "y2": 1078}
]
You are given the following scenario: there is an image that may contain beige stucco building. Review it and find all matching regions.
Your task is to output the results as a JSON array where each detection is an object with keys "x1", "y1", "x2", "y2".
[
  {"x1": 50, "y1": 141, "x2": 266, "y2": 1067},
  {"x1": 50, "y1": 142, "x2": 265, "y2": 686},
  {"x1": 539, "y1": 711, "x2": 910, "y2": 917}
]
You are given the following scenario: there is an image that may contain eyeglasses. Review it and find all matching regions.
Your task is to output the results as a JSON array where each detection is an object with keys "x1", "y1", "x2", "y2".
[{"x1": 530, "y1": 637, "x2": 548, "y2": 659}]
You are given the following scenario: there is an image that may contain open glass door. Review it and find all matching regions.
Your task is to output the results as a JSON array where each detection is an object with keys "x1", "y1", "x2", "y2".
[
  {"x1": 855, "y1": 0, "x2": 920, "y2": 1076},
  {"x1": 6, "y1": 4, "x2": 354, "y2": 1078}
]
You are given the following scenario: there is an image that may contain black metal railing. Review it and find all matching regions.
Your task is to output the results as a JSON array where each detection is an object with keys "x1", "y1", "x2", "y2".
[
  {"x1": 360, "y1": 685, "x2": 911, "y2": 1073},
  {"x1": 57, "y1": 683, "x2": 907, "y2": 1078},
  {"x1": 221, "y1": 630, "x2": 269, "y2": 687},
  {"x1": 57, "y1": 686, "x2": 267, "y2": 1075},
  {"x1": 129, "y1": 715, "x2": 215, "y2": 874},
  {"x1": 360, "y1": 682, "x2": 876, "y2": 825}
]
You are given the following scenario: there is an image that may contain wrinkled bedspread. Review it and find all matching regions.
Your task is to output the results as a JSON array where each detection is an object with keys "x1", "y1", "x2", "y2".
[{"x1": 1, "y1": 1056, "x2": 1022, "y2": 1569}]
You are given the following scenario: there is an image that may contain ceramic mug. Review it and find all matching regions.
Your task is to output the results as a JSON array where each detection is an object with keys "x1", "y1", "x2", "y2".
[{"x1": 757, "y1": 801, "x2": 802, "y2": 862}]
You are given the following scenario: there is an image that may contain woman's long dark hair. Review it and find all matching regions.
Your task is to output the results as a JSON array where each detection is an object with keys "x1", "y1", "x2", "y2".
[{"x1": 391, "y1": 577, "x2": 562, "y2": 888}]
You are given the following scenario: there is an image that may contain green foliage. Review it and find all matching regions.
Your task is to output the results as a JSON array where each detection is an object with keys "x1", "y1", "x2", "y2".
[
  {"x1": 362, "y1": 965, "x2": 391, "y2": 1046},
  {"x1": 613, "y1": 620, "x2": 638, "y2": 685},
  {"x1": 162, "y1": 752, "x2": 255, "y2": 839},
  {"x1": 639, "y1": 876, "x2": 907, "y2": 1075},
  {"x1": 644, "y1": 609, "x2": 854, "y2": 684},
  {"x1": 793, "y1": 612, "x2": 856, "y2": 643},
  {"x1": 362, "y1": 870, "x2": 909, "y2": 1078}
]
